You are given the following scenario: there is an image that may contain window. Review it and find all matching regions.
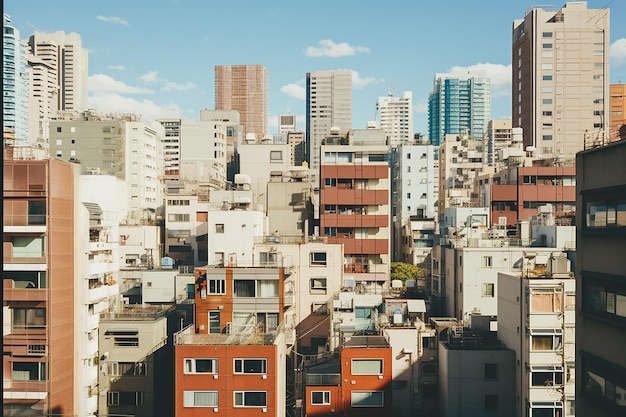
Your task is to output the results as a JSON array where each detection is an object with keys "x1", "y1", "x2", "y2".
[
  {"x1": 312, "y1": 302, "x2": 327, "y2": 314},
  {"x1": 482, "y1": 283, "x2": 495, "y2": 297},
  {"x1": 324, "y1": 178, "x2": 336, "y2": 187},
  {"x1": 484, "y1": 363, "x2": 498, "y2": 380},
  {"x1": 324, "y1": 227, "x2": 337, "y2": 236},
  {"x1": 311, "y1": 391, "x2": 330, "y2": 405},
  {"x1": 56, "y1": 127, "x2": 62, "y2": 132},
  {"x1": 352, "y1": 359, "x2": 383, "y2": 375},
  {"x1": 13, "y1": 308, "x2": 46, "y2": 330},
  {"x1": 531, "y1": 289, "x2": 562, "y2": 313},
  {"x1": 542, "y1": 99, "x2": 553, "y2": 105},
  {"x1": 542, "y1": 135, "x2": 553, "y2": 141},
  {"x1": 7, "y1": 271, "x2": 46, "y2": 289},
  {"x1": 108, "y1": 391, "x2": 144, "y2": 406},
  {"x1": 105, "y1": 330, "x2": 139, "y2": 347},
  {"x1": 168, "y1": 213, "x2": 190, "y2": 222},
  {"x1": 184, "y1": 391, "x2": 218, "y2": 407},
  {"x1": 234, "y1": 358, "x2": 267, "y2": 374},
  {"x1": 351, "y1": 391, "x2": 384, "y2": 407},
  {"x1": 12, "y1": 362, "x2": 46, "y2": 381},
  {"x1": 324, "y1": 204, "x2": 337, "y2": 214},
  {"x1": 207, "y1": 311, "x2": 221, "y2": 334},
  {"x1": 310, "y1": 278, "x2": 327, "y2": 295},
  {"x1": 482, "y1": 256, "x2": 493, "y2": 268},
  {"x1": 259, "y1": 252, "x2": 278, "y2": 266},
  {"x1": 234, "y1": 391, "x2": 267, "y2": 407},
  {"x1": 530, "y1": 329, "x2": 562, "y2": 351},
  {"x1": 543, "y1": 32, "x2": 553, "y2": 38},
  {"x1": 270, "y1": 151, "x2": 283, "y2": 162},
  {"x1": 484, "y1": 394, "x2": 498, "y2": 411},
  {"x1": 257, "y1": 280, "x2": 278, "y2": 297},
  {"x1": 12, "y1": 236, "x2": 45, "y2": 258},
  {"x1": 184, "y1": 358, "x2": 217, "y2": 374},
  {"x1": 531, "y1": 366, "x2": 563, "y2": 387},
  {"x1": 234, "y1": 280, "x2": 256, "y2": 297},
  {"x1": 107, "y1": 362, "x2": 146, "y2": 376},
  {"x1": 215, "y1": 223, "x2": 224, "y2": 233},
  {"x1": 207, "y1": 278, "x2": 226, "y2": 294},
  {"x1": 355, "y1": 307, "x2": 372, "y2": 319},
  {"x1": 310, "y1": 252, "x2": 327, "y2": 266},
  {"x1": 28, "y1": 201, "x2": 46, "y2": 225}
]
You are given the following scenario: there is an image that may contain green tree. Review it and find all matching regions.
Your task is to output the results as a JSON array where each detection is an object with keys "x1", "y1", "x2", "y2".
[{"x1": 390, "y1": 262, "x2": 419, "y2": 284}]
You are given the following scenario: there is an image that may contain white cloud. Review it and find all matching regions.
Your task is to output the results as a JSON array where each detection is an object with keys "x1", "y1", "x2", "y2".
[
  {"x1": 305, "y1": 39, "x2": 370, "y2": 58},
  {"x1": 88, "y1": 74, "x2": 153, "y2": 94},
  {"x1": 611, "y1": 38, "x2": 626, "y2": 64},
  {"x1": 96, "y1": 15, "x2": 129, "y2": 26},
  {"x1": 280, "y1": 83, "x2": 306, "y2": 100},
  {"x1": 345, "y1": 70, "x2": 378, "y2": 89},
  {"x1": 162, "y1": 81, "x2": 197, "y2": 92},
  {"x1": 448, "y1": 62, "x2": 512, "y2": 98},
  {"x1": 88, "y1": 92, "x2": 182, "y2": 121},
  {"x1": 107, "y1": 65, "x2": 126, "y2": 71},
  {"x1": 414, "y1": 103, "x2": 428, "y2": 114},
  {"x1": 139, "y1": 71, "x2": 162, "y2": 83}
]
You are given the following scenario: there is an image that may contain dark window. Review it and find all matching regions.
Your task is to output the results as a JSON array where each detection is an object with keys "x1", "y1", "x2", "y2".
[{"x1": 484, "y1": 363, "x2": 498, "y2": 380}]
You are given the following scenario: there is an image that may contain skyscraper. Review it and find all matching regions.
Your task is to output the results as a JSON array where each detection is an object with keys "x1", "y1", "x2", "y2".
[
  {"x1": 512, "y1": 2, "x2": 610, "y2": 159},
  {"x1": 215, "y1": 64, "x2": 268, "y2": 142},
  {"x1": 428, "y1": 73, "x2": 491, "y2": 146},
  {"x1": 3, "y1": 14, "x2": 29, "y2": 145},
  {"x1": 377, "y1": 91, "x2": 414, "y2": 146},
  {"x1": 306, "y1": 70, "x2": 352, "y2": 189},
  {"x1": 27, "y1": 31, "x2": 88, "y2": 141}
]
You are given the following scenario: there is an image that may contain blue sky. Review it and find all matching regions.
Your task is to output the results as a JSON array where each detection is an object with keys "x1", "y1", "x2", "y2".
[{"x1": 5, "y1": 0, "x2": 626, "y2": 135}]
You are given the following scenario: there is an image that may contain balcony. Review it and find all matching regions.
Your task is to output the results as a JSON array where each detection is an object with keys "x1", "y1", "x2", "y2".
[{"x1": 322, "y1": 213, "x2": 388, "y2": 228}]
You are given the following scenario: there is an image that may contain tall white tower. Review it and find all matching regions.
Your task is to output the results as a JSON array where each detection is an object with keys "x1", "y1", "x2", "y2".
[{"x1": 377, "y1": 91, "x2": 414, "y2": 146}]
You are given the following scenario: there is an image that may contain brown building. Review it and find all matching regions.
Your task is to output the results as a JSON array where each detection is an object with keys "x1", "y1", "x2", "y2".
[
  {"x1": 610, "y1": 84, "x2": 626, "y2": 141},
  {"x1": 3, "y1": 156, "x2": 79, "y2": 416},
  {"x1": 215, "y1": 64, "x2": 268, "y2": 141},
  {"x1": 576, "y1": 138, "x2": 626, "y2": 416},
  {"x1": 489, "y1": 161, "x2": 576, "y2": 228},
  {"x1": 304, "y1": 335, "x2": 393, "y2": 417}
]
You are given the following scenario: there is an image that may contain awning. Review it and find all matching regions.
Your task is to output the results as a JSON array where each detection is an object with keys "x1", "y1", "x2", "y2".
[
  {"x1": 82, "y1": 202, "x2": 103, "y2": 219},
  {"x1": 407, "y1": 299, "x2": 426, "y2": 313}
]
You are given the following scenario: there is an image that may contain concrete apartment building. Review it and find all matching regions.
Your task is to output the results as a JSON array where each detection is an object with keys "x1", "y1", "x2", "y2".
[
  {"x1": 3, "y1": 13, "x2": 30, "y2": 145},
  {"x1": 498, "y1": 254, "x2": 576, "y2": 417},
  {"x1": 236, "y1": 138, "x2": 292, "y2": 200},
  {"x1": 48, "y1": 111, "x2": 165, "y2": 218},
  {"x1": 215, "y1": 64, "x2": 268, "y2": 142},
  {"x1": 27, "y1": 30, "x2": 88, "y2": 142},
  {"x1": 320, "y1": 128, "x2": 390, "y2": 289},
  {"x1": 265, "y1": 166, "x2": 312, "y2": 236},
  {"x1": 98, "y1": 304, "x2": 171, "y2": 417},
  {"x1": 438, "y1": 326, "x2": 516, "y2": 417},
  {"x1": 428, "y1": 73, "x2": 491, "y2": 147},
  {"x1": 376, "y1": 91, "x2": 414, "y2": 146},
  {"x1": 3, "y1": 156, "x2": 79, "y2": 416},
  {"x1": 575, "y1": 138, "x2": 626, "y2": 416},
  {"x1": 306, "y1": 70, "x2": 352, "y2": 190},
  {"x1": 391, "y1": 142, "x2": 439, "y2": 260},
  {"x1": 483, "y1": 119, "x2": 514, "y2": 168},
  {"x1": 512, "y1": 2, "x2": 610, "y2": 159},
  {"x1": 610, "y1": 84, "x2": 626, "y2": 141}
]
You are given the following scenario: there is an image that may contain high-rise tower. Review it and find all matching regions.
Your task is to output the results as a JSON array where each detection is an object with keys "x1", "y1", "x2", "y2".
[
  {"x1": 377, "y1": 91, "x2": 413, "y2": 146},
  {"x1": 3, "y1": 14, "x2": 30, "y2": 145},
  {"x1": 428, "y1": 73, "x2": 491, "y2": 146},
  {"x1": 215, "y1": 64, "x2": 268, "y2": 142},
  {"x1": 305, "y1": 70, "x2": 352, "y2": 189},
  {"x1": 512, "y1": 2, "x2": 610, "y2": 158}
]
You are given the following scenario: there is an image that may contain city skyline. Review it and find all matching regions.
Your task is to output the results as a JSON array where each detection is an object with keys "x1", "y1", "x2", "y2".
[{"x1": 5, "y1": 0, "x2": 626, "y2": 135}]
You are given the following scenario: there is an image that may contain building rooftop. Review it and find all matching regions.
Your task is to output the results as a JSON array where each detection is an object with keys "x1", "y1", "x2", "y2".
[
  {"x1": 174, "y1": 324, "x2": 281, "y2": 346},
  {"x1": 100, "y1": 304, "x2": 174, "y2": 321},
  {"x1": 344, "y1": 334, "x2": 389, "y2": 348}
]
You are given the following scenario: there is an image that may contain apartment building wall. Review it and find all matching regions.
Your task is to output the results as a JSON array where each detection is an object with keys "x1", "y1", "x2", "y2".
[
  {"x1": 610, "y1": 83, "x2": 626, "y2": 140},
  {"x1": 3, "y1": 158, "x2": 78, "y2": 416},
  {"x1": 575, "y1": 139, "x2": 626, "y2": 416}
]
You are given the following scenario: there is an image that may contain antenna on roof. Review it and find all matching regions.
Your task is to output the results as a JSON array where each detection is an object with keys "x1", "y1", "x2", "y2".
[{"x1": 387, "y1": 82, "x2": 395, "y2": 97}]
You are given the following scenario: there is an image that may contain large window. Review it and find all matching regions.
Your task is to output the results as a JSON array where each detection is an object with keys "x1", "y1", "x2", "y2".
[
  {"x1": 530, "y1": 329, "x2": 562, "y2": 351},
  {"x1": 531, "y1": 366, "x2": 563, "y2": 387},
  {"x1": 234, "y1": 358, "x2": 267, "y2": 374},
  {"x1": 482, "y1": 283, "x2": 495, "y2": 297},
  {"x1": 352, "y1": 359, "x2": 383, "y2": 375},
  {"x1": 310, "y1": 252, "x2": 327, "y2": 266},
  {"x1": 586, "y1": 200, "x2": 626, "y2": 227},
  {"x1": 107, "y1": 362, "x2": 147, "y2": 376},
  {"x1": 184, "y1": 391, "x2": 218, "y2": 407},
  {"x1": 168, "y1": 213, "x2": 190, "y2": 222},
  {"x1": 234, "y1": 280, "x2": 255, "y2": 297},
  {"x1": 185, "y1": 358, "x2": 217, "y2": 374},
  {"x1": 355, "y1": 307, "x2": 372, "y2": 319},
  {"x1": 5, "y1": 271, "x2": 46, "y2": 289},
  {"x1": 310, "y1": 278, "x2": 327, "y2": 295},
  {"x1": 233, "y1": 280, "x2": 278, "y2": 298},
  {"x1": 28, "y1": 201, "x2": 46, "y2": 225},
  {"x1": 351, "y1": 391, "x2": 384, "y2": 407},
  {"x1": 107, "y1": 391, "x2": 144, "y2": 406},
  {"x1": 209, "y1": 311, "x2": 221, "y2": 334},
  {"x1": 311, "y1": 391, "x2": 330, "y2": 405},
  {"x1": 13, "y1": 308, "x2": 46, "y2": 330},
  {"x1": 207, "y1": 278, "x2": 225, "y2": 294},
  {"x1": 12, "y1": 236, "x2": 45, "y2": 258},
  {"x1": 530, "y1": 289, "x2": 562, "y2": 313},
  {"x1": 12, "y1": 362, "x2": 46, "y2": 381},
  {"x1": 234, "y1": 391, "x2": 267, "y2": 407}
]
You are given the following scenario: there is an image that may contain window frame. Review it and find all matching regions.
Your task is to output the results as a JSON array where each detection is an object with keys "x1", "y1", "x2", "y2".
[
  {"x1": 351, "y1": 358, "x2": 383, "y2": 375},
  {"x1": 183, "y1": 390, "x2": 219, "y2": 407},
  {"x1": 310, "y1": 252, "x2": 327, "y2": 266},
  {"x1": 311, "y1": 390, "x2": 331, "y2": 405},
  {"x1": 233, "y1": 391, "x2": 267, "y2": 408},
  {"x1": 234, "y1": 358, "x2": 267, "y2": 375},
  {"x1": 184, "y1": 358, "x2": 218, "y2": 375},
  {"x1": 351, "y1": 391, "x2": 384, "y2": 408}
]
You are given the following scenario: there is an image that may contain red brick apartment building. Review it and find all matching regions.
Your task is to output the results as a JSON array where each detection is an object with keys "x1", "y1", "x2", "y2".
[
  {"x1": 489, "y1": 163, "x2": 576, "y2": 227},
  {"x1": 174, "y1": 265, "x2": 287, "y2": 416},
  {"x1": 304, "y1": 335, "x2": 392, "y2": 417},
  {"x1": 3, "y1": 157, "x2": 79, "y2": 416}
]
